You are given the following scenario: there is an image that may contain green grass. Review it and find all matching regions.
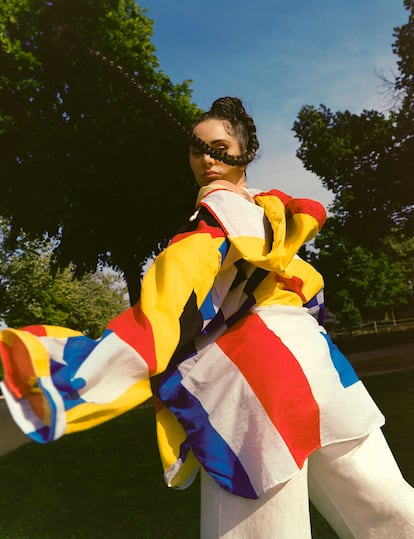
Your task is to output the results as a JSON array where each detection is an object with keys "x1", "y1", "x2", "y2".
[{"x1": 1, "y1": 370, "x2": 413, "y2": 539}]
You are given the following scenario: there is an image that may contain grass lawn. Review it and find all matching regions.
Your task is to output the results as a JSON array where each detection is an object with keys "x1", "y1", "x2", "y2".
[{"x1": 1, "y1": 369, "x2": 413, "y2": 538}]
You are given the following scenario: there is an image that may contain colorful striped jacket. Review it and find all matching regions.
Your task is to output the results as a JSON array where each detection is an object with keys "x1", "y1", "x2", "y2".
[{"x1": 0, "y1": 184, "x2": 384, "y2": 498}]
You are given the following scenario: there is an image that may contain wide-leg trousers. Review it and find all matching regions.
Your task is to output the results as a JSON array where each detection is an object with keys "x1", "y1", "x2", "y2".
[{"x1": 200, "y1": 428, "x2": 414, "y2": 538}]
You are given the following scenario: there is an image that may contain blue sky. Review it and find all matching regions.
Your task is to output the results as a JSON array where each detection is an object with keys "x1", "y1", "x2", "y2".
[{"x1": 139, "y1": 1, "x2": 408, "y2": 208}]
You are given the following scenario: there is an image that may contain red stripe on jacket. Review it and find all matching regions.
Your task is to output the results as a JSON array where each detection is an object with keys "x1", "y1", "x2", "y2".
[{"x1": 216, "y1": 312, "x2": 321, "y2": 466}]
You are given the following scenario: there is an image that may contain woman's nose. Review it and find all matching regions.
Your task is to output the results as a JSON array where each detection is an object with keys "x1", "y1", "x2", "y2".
[{"x1": 203, "y1": 152, "x2": 215, "y2": 165}]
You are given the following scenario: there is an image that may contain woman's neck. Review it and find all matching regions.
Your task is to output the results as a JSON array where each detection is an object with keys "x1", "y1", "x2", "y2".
[{"x1": 196, "y1": 179, "x2": 254, "y2": 206}]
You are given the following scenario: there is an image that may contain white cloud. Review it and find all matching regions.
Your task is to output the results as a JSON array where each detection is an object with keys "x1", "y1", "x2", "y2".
[{"x1": 248, "y1": 128, "x2": 334, "y2": 208}]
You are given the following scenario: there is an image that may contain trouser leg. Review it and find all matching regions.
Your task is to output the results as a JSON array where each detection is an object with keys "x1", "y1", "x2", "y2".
[
  {"x1": 200, "y1": 463, "x2": 311, "y2": 539},
  {"x1": 308, "y1": 428, "x2": 414, "y2": 539},
  {"x1": 308, "y1": 460, "x2": 356, "y2": 538}
]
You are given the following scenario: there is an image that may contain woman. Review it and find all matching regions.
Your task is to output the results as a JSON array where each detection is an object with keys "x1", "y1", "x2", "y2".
[{"x1": 1, "y1": 97, "x2": 414, "y2": 538}]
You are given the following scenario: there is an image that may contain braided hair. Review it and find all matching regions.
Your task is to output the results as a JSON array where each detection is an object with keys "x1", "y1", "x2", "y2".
[
  {"x1": 79, "y1": 45, "x2": 259, "y2": 166},
  {"x1": 47, "y1": 25, "x2": 259, "y2": 167},
  {"x1": 191, "y1": 97, "x2": 260, "y2": 166}
]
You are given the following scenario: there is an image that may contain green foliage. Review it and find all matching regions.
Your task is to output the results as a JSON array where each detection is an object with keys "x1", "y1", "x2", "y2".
[
  {"x1": 393, "y1": 0, "x2": 414, "y2": 98},
  {"x1": 294, "y1": 105, "x2": 409, "y2": 245},
  {"x1": 294, "y1": 2, "x2": 414, "y2": 325},
  {"x1": 0, "y1": 218, "x2": 128, "y2": 337},
  {"x1": 0, "y1": 0, "x2": 200, "y2": 304},
  {"x1": 309, "y1": 222, "x2": 410, "y2": 326}
]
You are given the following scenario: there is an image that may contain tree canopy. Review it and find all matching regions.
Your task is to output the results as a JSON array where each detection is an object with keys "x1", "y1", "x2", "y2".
[
  {"x1": 0, "y1": 0, "x2": 200, "y2": 304},
  {"x1": 293, "y1": 0, "x2": 414, "y2": 326},
  {"x1": 0, "y1": 218, "x2": 128, "y2": 337}
]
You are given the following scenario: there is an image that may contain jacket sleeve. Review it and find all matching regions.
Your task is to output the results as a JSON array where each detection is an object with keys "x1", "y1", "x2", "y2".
[{"x1": 0, "y1": 207, "x2": 228, "y2": 443}]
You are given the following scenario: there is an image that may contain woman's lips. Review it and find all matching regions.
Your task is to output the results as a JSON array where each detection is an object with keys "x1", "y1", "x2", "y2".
[{"x1": 204, "y1": 170, "x2": 220, "y2": 179}]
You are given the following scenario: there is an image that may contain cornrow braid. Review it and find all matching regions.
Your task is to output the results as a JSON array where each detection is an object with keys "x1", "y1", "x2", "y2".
[
  {"x1": 89, "y1": 52, "x2": 259, "y2": 165},
  {"x1": 53, "y1": 25, "x2": 258, "y2": 166},
  {"x1": 192, "y1": 97, "x2": 260, "y2": 166},
  {"x1": 89, "y1": 49, "x2": 191, "y2": 139}
]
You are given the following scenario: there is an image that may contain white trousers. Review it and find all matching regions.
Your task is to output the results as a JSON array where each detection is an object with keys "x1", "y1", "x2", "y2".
[{"x1": 200, "y1": 429, "x2": 414, "y2": 538}]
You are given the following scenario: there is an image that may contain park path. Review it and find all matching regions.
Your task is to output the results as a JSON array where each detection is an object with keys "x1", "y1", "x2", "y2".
[
  {"x1": 0, "y1": 398, "x2": 29, "y2": 456},
  {"x1": 1, "y1": 341, "x2": 413, "y2": 457},
  {"x1": 347, "y1": 341, "x2": 414, "y2": 377}
]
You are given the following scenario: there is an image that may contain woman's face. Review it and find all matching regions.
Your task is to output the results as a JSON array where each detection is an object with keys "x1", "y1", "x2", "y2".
[{"x1": 189, "y1": 119, "x2": 246, "y2": 187}]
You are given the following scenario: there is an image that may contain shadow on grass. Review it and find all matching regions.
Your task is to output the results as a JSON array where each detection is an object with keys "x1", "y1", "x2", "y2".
[{"x1": 1, "y1": 370, "x2": 413, "y2": 539}]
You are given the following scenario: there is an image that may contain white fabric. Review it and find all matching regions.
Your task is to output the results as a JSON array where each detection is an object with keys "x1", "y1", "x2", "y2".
[
  {"x1": 254, "y1": 305, "x2": 385, "y2": 446},
  {"x1": 175, "y1": 304, "x2": 385, "y2": 498},
  {"x1": 200, "y1": 428, "x2": 414, "y2": 538},
  {"x1": 308, "y1": 428, "x2": 414, "y2": 538},
  {"x1": 200, "y1": 463, "x2": 311, "y2": 539},
  {"x1": 179, "y1": 341, "x2": 300, "y2": 493}
]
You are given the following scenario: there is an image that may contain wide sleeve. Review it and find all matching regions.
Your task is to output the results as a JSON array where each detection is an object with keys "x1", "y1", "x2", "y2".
[{"x1": 0, "y1": 208, "x2": 228, "y2": 443}]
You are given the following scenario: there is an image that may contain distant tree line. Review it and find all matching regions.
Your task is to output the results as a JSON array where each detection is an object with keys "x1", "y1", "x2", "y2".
[{"x1": 0, "y1": 217, "x2": 128, "y2": 337}]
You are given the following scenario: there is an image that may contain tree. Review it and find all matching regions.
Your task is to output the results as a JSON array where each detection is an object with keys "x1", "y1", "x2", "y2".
[
  {"x1": 306, "y1": 221, "x2": 410, "y2": 327},
  {"x1": 391, "y1": 0, "x2": 414, "y2": 231},
  {"x1": 293, "y1": 106, "x2": 407, "y2": 246},
  {"x1": 293, "y1": 1, "x2": 414, "y2": 325},
  {"x1": 0, "y1": 218, "x2": 128, "y2": 337},
  {"x1": 0, "y1": 0, "x2": 200, "y2": 304}
]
